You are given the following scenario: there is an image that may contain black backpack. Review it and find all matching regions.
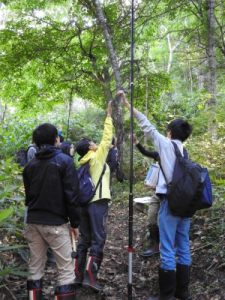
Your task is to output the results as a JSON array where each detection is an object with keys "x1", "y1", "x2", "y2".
[
  {"x1": 160, "y1": 142, "x2": 213, "y2": 217},
  {"x1": 15, "y1": 148, "x2": 28, "y2": 167},
  {"x1": 15, "y1": 145, "x2": 38, "y2": 167}
]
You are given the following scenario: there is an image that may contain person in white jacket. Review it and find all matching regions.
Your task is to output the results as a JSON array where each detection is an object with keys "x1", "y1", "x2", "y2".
[{"x1": 119, "y1": 90, "x2": 192, "y2": 300}]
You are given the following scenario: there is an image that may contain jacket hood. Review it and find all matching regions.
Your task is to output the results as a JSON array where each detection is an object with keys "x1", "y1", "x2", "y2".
[
  {"x1": 79, "y1": 150, "x2": 95, "y2": 165},
  {"x1": 35, "y1": 145, "x2": 61, "y2": 160}
]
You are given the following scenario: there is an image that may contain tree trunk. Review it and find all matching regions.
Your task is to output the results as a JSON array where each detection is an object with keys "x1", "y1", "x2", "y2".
[
  {"x1": 206, "y1": 0, "x2": 217, "y2": 138},
  {"x1": 66, "y1": 88, "x2": 74, "y2": 140},
  {"x1": 0, "y1": 102, "x2": 7, "y2": 123},
  {"x1": 93, "y1": 0, "x2": 121, "y2": 89},
  {"x1": 167, "y1": 34, "x2": 182, "y2": 74},
  {"x1": 188, "y1": 59, "x2": 193, "y2": 95},
  {"x1": 144, "y1": 75, "x2": 148, "y2": 144},
  {"x1": 93, "y1": 0, "x2": 124, "y2": 177},
  {"x1": 206, "y1": 0, "x2": 216, "y2": 106},
  {"x1": 102, "y1": 67, "x2": 113, "y2": 100}
]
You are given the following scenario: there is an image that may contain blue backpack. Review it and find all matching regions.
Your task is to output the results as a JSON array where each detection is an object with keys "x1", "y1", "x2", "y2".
[
  {"x1": 77, "y1": 163, "x2": 106, "y2": 206},
  {"x1": 198, "y1": 169, "x2": 213, "y2": 209},
  {"x1": 160, "y1": 142, "x2": 213, "y2": 217}
]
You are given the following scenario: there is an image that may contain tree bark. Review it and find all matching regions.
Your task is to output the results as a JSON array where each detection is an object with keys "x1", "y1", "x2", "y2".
[
  {"x1": 93, "y1": 0, "x2": 124, "y2": 176},
  {"x1": 144, "y1": 75, "x2": 149, "y2": 144},
  {"x1": 206, "y1": 0, "x2": 216, "y2": 106},
  {"x1": 166, "y1": 33, "x2": 182, "y2": 74},
  {"x1": 0, "y1": 102, "x2": 7, "y2": 123},
  {"x1": 93, "y1": 0, "x2": 121, "y2": 89},
  {"x1": 206, "y1": 0, "x2": 217, "y2": 138}
]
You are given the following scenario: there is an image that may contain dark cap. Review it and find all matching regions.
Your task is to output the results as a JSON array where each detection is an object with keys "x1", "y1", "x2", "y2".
[{"x1": 76, "y1": 138, "x2": 90, "y2": 158}]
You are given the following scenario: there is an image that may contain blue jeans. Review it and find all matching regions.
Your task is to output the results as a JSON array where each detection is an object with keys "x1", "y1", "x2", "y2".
[
  {"x1": 77, "y1": 199, "x2": 109, "y2": 258},
  {"x1": 158, "y1": 199, "x2": 191, "y2": 270}
]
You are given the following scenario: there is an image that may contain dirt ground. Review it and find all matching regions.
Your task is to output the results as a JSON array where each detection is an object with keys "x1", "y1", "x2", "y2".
[{"x1": 1, "y1": 201, "x2": 225, "y2": 300}]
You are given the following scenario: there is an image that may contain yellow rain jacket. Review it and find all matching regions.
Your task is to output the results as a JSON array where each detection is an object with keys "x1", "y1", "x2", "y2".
[{"x1": 79, "y1": 116, "x2": 113, "y2": 203}]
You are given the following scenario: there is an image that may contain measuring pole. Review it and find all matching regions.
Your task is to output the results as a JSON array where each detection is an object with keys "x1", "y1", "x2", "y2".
[{"x1": 128, "y1": 0, "x2": 135, "y2": 299}]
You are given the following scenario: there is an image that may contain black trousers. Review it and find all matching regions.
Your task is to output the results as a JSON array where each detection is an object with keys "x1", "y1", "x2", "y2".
[{"x1": 77, "y1": 199, "x2": 109, "y2": 258}]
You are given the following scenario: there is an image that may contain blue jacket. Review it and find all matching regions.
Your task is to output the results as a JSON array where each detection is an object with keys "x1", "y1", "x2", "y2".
[{"x1": 23, "y1": 145, "x2": 80, "y2": 228}]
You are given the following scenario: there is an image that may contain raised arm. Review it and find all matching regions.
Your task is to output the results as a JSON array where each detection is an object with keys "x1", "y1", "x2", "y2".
[
  {"x1": 91, "y1": 101, "x2": 114, "y2": 165},
  {"x1": 118, "y1": 90, "x2": 168, "y2": 151},
  {"x1": 136, "y1": 142, "x2": 159, "y2": 161},
  {"x1": 132, "y1": 133, "x2": 159, "y2": 160}
]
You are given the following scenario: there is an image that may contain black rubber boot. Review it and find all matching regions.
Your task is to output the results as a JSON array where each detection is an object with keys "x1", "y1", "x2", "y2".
[
  {"x1": 27, "y1": 279, "x2": 44, "y2": 300},
  {"x1": 82, "y1": 256, "x2": 103, "y2": 292},
  {"x1": 54, "y1": 284, "x2": 76, "y2": 300},
  {"x1": 46, "y1": 247, "x2": 56, "y2": 265},
  {"x1": 159, "y1": 268, "x2": 176, "y2": 299},
  {"x1": 141, "y1": 225, "x2": 159, "y2": 258},
  {"x1": 147, "y1": 268, "x2": 176, "y2": 300},
  {"x1": 74, "y1": 253, "x2": 87, "y2": 286},
  {"x1": 175, "y1": 264, "x2": 192, "y2": 300}
]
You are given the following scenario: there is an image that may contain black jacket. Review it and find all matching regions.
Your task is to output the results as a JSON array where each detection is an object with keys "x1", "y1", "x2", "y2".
[
  {"x1": 106, "y1": 147, "x2": 118, "y2": 173},
  {"x1": 23, "y1": 145, "x2": 80, "y2": 228},
  {"x1": 136, "y1": 142, "x2": 159, "y2": 161}
]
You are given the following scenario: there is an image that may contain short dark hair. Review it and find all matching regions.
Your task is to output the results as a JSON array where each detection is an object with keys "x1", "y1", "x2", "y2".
[
  {"x1": 76, "y1": 138, "x2": 91, "y2": 158},
  {"x1": 33, "y1": 123, "x2": 58, "y2": 147},
  {"x1": 60, "y1": 141, "x2": 72, "y2": 156},
  {"x1": 167, "y1": 119, "x2": 192, "y2": 142}
]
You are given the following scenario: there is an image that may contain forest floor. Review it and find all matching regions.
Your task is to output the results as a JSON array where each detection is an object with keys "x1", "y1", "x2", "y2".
[{"x1": 0, "y1": 199, "x2": 225, "y2": 300}]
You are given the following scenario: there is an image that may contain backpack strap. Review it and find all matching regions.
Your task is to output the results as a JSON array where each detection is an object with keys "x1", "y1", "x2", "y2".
[
  {"x1": 171, "y1": 141, "x2": 188, "y2": 159},
  {"x1": 94, "y1": 163, "x2": 107, "y2": 193},
  {"x1": 183, "y1": 148, "x2": 188, "y2": 159},
  {"x1": 159, "y1": 141, "x2": 188, "y2": 185},
  {"x1": 158, "y1": 159, "x2": 169, "y2": 185}
]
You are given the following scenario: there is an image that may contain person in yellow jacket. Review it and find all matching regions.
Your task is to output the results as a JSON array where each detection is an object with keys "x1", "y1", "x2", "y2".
[{"x1": 75, "y1": 101, "x2": 113, "y2": 292}]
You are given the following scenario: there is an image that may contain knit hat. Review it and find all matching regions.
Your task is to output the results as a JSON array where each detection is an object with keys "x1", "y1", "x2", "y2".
[{"x1": 76, "y1": 138, "x2": 91, "y2": 158}]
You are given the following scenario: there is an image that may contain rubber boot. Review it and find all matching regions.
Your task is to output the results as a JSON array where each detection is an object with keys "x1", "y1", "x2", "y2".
[
  {"x1": 54, "y1": 284, "x2": 76, "y2": 300},
  {"x1": 141, "y1": 224, "x2": 159, "y2": 258},
  {"x1": 175, "y1": 264, "x2": 192, "y2": 300},
  {"x1": 27, "y1": 279, "x2": 44, "y2": 300},
  {"x1": 82, "y1": 256, "x2": 103, "y2": 292},
  {"x1": 147, "y1": 268, "x2": 176, "y2": 300},
  {"x1": 46, "y1": 247, "x2": 56, "y2": 265},
  {"x1": 74, "y1": 253, "x2": 87, "y2": 286}
]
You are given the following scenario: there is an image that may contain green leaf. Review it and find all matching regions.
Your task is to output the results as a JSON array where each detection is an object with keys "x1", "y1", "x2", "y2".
[
  {"x1": 0, "y1": 207, "x2": 13, "y2": 223},
  {"x1": 0, "y1": 267, "x2": 27, "y2": 278},
  {"x1": 0, "y1": 244, "x2": 26, "y2": 251}
]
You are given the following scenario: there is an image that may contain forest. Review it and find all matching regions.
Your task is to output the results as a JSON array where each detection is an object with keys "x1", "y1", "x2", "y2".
[{"x1": 0, "y1": 0, "x2": 224, "y2": 299}]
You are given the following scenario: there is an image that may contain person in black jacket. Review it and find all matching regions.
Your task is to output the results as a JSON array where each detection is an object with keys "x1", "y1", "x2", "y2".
[
  {"x1": 60, "y1": 141, "x2": 75, "y2": 157},
  {"x1": 106, "y1": 137, "x2": 119, "y2": 188},
  {"x1": 23, "y1": 123, "x2": 80, "y2": 300},
  {"x1": 106, "y1": 137, "x2": 118, "y2": 173},
  {"x1": 133, "y1": 134, "x2": 160, "y2": 258}
]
